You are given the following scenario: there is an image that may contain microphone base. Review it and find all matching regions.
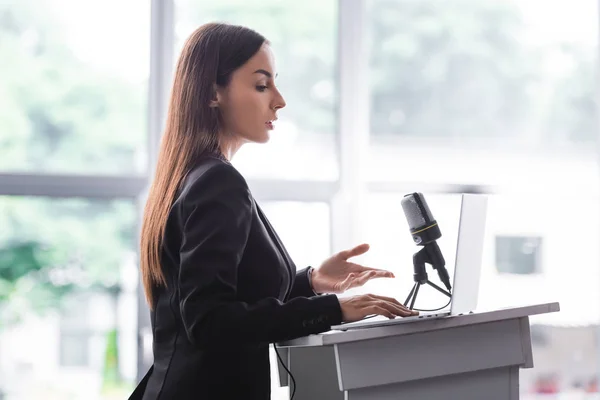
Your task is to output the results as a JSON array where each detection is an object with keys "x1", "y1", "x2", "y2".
[
  {"x1": 403, "y1": 279, "x2": 452, "y2": 311},
  {"x1": 404, "y1": 245, "x2": 452, "y2": 310}
]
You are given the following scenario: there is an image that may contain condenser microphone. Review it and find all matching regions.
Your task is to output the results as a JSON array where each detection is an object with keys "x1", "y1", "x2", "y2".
[
  {"x1": 401, "y1": 192, "x2": 441, "y2": 246},
  {"x1": 401, "y1": 193, "x2": 452, "y2": 291}
]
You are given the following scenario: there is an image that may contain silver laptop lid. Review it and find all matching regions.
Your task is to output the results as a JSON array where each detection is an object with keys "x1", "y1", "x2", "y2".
[{"x1": 449, "y1": 194, "x2": 488, "y2": 316}]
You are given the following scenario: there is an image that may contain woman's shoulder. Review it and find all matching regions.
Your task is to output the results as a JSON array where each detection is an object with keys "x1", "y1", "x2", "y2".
[{"x1": 178, "y1": 154, "x2": 250, "y2": 203}]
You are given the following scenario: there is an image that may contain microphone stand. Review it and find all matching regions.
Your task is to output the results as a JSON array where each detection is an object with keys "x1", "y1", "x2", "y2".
[{"x1": 404, "y1": 242, "x2": 452, "y2": 310}]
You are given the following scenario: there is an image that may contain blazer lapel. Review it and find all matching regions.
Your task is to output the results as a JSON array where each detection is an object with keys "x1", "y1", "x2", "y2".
[{"x1": 255, "y1": 204, "x2": 295, "y2": 292}]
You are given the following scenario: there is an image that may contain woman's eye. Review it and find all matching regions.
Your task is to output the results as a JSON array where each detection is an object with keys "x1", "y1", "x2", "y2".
[{"x1": 256, "y1": 85, "x2": 268, "y2": 92}]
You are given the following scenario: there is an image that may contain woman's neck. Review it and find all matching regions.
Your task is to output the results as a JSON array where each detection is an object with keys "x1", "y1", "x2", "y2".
[{"x1": 219, "y1": 137, "x2": 244, "y2": 161}]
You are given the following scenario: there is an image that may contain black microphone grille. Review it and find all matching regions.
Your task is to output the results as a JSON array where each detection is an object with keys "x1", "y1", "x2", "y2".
[{"x1": 401, "y1": 193, "x2": 434, "y2": 230}]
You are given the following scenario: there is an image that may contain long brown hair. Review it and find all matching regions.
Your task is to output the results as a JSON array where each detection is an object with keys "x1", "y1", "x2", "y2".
[{"x1": 140, "y1": 23, "x2": 267, "y2": 308}]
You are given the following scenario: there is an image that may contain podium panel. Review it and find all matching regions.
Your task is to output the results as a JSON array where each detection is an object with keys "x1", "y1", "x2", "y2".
[{"x1": 345, "y1": 367, "x2": 519, "y2": 400}]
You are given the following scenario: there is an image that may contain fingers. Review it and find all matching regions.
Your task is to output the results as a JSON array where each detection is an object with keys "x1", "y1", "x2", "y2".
[
  {"x1": 339, "y1": 243, "x2": 370, "y2": 260},
  {"x1": 371, "y1": 299, "x2": 413, "y2": 317},
  {"x1": 367, "y1": 269, "x2": 395, "y2": 279},
  {"x1": 365, "y1": 301, "x2": 413, "y2": 319},
  {"x1": 366, "y1": 305, "x2": 395, "y2": 319},
  {"x1": 383, "y1": 300, "x2": 416, "y2": 317},
  {"x1": 368, "y1": 294, "x2": 410, "y2": 310},
  {"x1": 351, "y1": 265, "x2": 395, "y2": 278},
  {"x1": 364, "y1": 294, "x2": 418, "y2": 317},
  {"x1": 354, "y1": 270, "x2": 378, "y2": 286},
  {"x1": 343, "y1": 270, "x2": 395, "y2": 291},
  {"x1": 340, "y1": 294, "x2": 418, "y2": 322},
  {"x1": 335, "y1": 271, "x2": 372, "y2": 292},
  {"x1": 334, "y1": 273, "x2": 356, "y2": 293}
]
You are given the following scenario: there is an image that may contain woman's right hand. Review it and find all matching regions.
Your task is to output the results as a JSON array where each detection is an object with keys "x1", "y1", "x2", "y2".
[{"x1": 339, "y1": 294, "x2": 418, "y2": 322}]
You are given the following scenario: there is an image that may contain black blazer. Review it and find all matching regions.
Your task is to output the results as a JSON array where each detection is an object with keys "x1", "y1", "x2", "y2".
[{"x1": 132, "y1": 154, "x2": 343, "y2": 400}]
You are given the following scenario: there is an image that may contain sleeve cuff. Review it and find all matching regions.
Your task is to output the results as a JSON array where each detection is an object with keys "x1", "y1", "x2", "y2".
[
  {"x1": 289, "y1": 267, "x2": 319, "y2": 299},
  {"x1": 300, "y1": 293, "x2": 343, "y2": 331},
  {"x1": 306, "y1": 266, "x2": 319, "y2": 295}
]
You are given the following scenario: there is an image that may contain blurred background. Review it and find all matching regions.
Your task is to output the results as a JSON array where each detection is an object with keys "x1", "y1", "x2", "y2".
[{"x1": 1, "y1": 0, "x2": 599, "y2": 398}]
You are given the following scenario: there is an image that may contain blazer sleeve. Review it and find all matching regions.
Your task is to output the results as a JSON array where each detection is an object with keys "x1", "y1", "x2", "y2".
[
  {"x1": 288, "y1": 267, "x2": 319, "y2": 299},
  {"x1": 177, "y1": 164, "x2": 343, "y2": 348}
]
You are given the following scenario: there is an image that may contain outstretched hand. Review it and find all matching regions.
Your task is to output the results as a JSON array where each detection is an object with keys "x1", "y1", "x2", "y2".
[{"x1": 311, "y1": 243, "x2": 395, "y2": 294}]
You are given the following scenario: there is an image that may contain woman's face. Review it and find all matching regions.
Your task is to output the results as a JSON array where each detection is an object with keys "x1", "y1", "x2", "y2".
[{"x1": 214, "y1": 43, "x2": 287, "y2": 145}]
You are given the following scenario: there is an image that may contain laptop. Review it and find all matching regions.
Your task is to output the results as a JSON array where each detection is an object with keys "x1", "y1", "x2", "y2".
[{"x1": 331, "y1": 193, "x2": 488, "y2": 331}]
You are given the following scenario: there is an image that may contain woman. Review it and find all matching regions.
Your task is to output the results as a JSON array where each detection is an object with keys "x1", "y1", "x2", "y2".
[{"x1": 131, "y1": 22, "x2": 417, "y2": 399}]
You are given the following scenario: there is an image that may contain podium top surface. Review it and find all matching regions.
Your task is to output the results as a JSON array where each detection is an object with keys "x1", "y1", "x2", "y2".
[{"x1": 277, "y1": 302, "x2": 559, "y2": 348}]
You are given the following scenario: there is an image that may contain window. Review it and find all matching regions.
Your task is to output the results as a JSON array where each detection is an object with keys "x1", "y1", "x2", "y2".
[
  {"x1": 495, "y1": 235, "x2": 543, "y2": 275},
  {"x1": 366, "y1": 0, "x2": 598, "y2": 183},
  {"x1": 368, "y1": 0, "x2": 597, "y2": 145},
  {"x1": 59, "y1": 332, "x2": 90, "y2": 368},
  {"x1": 175, "y1": 0, "x2": 339, "y2": 180},
  {"x1": 0, "y1": 0, "x2": 150, "y2": 174},
  {"x1": 59, "y1": 296, "x2": 93, "y2": 368},
  {"x1": 0, "y1": 197, "x2": 138, "y2": 399},
  {"x1": 260, "y1": 201, "x2": 331, "y2": 269}
]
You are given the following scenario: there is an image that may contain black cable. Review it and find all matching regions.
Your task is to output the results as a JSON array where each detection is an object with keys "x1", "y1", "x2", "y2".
[
  {"x1": 411, "y1": 296, "x2": 452, "y2": 312},
  {"x1": 274, "y1": 344, "x2": 296, "y2": 400}
]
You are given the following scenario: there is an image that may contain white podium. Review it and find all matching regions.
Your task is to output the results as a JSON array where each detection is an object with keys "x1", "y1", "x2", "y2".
[{"x1": 276, "y1": 302, "x2": 559, "y2": 400}]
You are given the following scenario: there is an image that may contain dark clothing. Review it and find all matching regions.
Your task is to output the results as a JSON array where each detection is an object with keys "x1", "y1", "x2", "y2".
[{"x1": 133, "y1": 154, "x2": 343, "y2": 400}]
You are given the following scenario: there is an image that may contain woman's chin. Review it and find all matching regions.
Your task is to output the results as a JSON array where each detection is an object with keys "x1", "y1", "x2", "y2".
[
  {"x1": 239, "y1": 129, "x2": 271, "y2": 145},
  {"x1": 256, "y1": 131, "x2": 272, "y2": 143}
]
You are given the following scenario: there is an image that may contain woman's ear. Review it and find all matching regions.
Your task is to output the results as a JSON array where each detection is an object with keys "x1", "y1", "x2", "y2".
[{"x1": 209, "y1": 83, "x2": 221, "y2": 108}]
